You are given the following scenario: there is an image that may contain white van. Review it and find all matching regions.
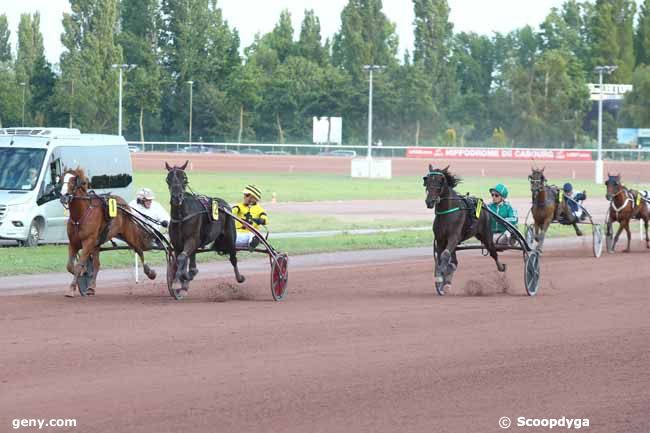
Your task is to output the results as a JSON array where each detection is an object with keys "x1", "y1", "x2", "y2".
[{"x1": 0, "y1": 128, "x2": 134, "y2": 246}]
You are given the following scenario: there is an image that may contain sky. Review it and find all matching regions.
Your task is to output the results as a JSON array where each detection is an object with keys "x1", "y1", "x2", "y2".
[{"x1": 2, "y1": 0, "x2": 570, "y2": 65}]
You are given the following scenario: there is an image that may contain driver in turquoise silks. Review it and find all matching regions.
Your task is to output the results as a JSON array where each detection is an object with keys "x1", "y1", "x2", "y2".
[{"x1": 487, "y1": 183, "x2": 518, "y2": 245}]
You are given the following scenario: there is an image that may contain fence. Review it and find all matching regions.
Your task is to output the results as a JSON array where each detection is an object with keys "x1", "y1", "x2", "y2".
[{"x1": 127, "y1": 141, "x2": 650, "y2": 161}]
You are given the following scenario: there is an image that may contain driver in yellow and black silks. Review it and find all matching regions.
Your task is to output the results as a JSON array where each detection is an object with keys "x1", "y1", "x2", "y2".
[{"x1": 232, "y1": 185, "x2": 269, "y2": 251}]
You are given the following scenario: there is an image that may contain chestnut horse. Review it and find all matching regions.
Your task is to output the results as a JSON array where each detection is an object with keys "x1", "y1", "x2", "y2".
[
  {"x1": 424, "y1": 165, "x2": 505, "y2": 294},
  {"x1": 61, "y1": 168, "x2": 157, "y2": 297},
  {"x1": 605, "y1": 173, "x2": 650, "y2": 253},
  {"x1": 528, "y1": 167, "x2": 568, "y2": 253}
]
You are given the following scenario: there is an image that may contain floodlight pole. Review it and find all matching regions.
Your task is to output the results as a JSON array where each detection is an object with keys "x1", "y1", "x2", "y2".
[
  {"x1": 19, "y1": 82, "x2": 26, "y2": 127},
  {"x1": 594, "y1": 65, "x2": 617, "y2": 184},
  {"x1": 186, "y1": 80, "x2": 194, "y2": 144},
  {"x1": 112, "y1": 64, "x2": 136, "y2": 136},
  {"x1": 363, "y1": 65, "x2": 385, "y2": 159}
]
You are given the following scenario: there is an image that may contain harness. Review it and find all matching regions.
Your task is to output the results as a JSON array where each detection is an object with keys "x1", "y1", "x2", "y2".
[{"x1": 608, "y1": 188, "x2": 634, "y2": 219}]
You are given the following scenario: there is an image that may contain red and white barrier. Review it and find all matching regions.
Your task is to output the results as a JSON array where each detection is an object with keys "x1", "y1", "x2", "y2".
[{"x1": 406, "y1": 147, "x2": 593, "y2": 161}]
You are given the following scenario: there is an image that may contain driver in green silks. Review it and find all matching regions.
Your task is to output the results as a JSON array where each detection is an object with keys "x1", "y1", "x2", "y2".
[{"x1": 487, "y1": 183, "x2": 518, "y2": 245}]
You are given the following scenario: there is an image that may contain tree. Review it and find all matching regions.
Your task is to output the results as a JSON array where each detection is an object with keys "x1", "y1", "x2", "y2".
[
  {"x1": 0, "y1": 64, "x2": 20, "y2": 127},
  {"x1": 56, "y1": 0, "x2": 123, "y2": 132},
  {"x1": 15, "y1": 13, "x2": 54, "y2": 126},
  {"x1": 591, "y1": 0, "x2": 636, "y2": 82},
  {"x1": 332, "y1": 0, "x2": 398, "y2": 80},
  {"x1": 0, "y1": 14, "x2": 10, "y2": 62},
  {"x1": 636, "y1": 0, "x2": 650, "y2": 66},
  {"x1": 120, "y1": 0, "x2": 163, "y2": 142},
  {"x1": 621, "y1": 65, "x2": 650, "y2": 126},
  {"x1": 298, "y1": 10, "x2": 328, "y2": 65}
]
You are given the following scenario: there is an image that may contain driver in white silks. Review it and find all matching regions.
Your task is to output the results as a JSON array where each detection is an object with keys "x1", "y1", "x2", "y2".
[{"x1": 128, "y1": 188, "x2": 170, "y2": 233}]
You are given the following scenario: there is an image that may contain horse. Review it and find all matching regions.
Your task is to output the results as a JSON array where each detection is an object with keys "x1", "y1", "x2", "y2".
[
  {"x1": 528, "y1": 167, "x2": 579, "y2": 253},
  {"x1": 605, "y1": 173, "x2": 650, "y2": 253},
  {"x1": 423, "y1": 165, "x2": 505, "y2": 294},
  {"x1": 165, "y1": 161, "x2": 244, "y2": 297},
  {"x1": 60, "y1": 168, "x2": 157, "y2": 297}
]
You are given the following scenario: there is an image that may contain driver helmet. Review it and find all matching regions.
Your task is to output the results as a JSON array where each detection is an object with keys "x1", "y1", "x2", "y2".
[
  {"x1": 136, "y1": 188, "x2": 155, "y2": 201},
  {"x1": 489, "y1": 184, "x2": 509, "y2": 199},
  {"x1": 563, "y1": 183, "x2": 573, "y2": 194}
]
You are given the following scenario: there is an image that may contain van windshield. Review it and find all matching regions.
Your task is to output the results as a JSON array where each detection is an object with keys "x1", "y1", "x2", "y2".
[{"x1": 0, "y1": 148, "x2": 46, "y2": 190}]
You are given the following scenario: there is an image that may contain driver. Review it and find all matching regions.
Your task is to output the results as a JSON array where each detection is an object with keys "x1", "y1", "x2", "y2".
[
  {"x1": 562, "y1": 183, "x2": 587, "y2": 221},
  {"x1": 488, "y1": 183, "x2": 518, "y2": 245},
  {"x1": 232, "y1": 185, "x2": 268, "y2": 251},
  {"x1": 128, "y1": 188, "x2": 170, "y2": 232}
]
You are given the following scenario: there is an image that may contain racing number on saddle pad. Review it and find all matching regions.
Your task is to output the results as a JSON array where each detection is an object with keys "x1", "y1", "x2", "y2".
[
  {"x1": 558, "y1": 192, "x2": 564, "y2": 203},
  {"x1": 212, "y1": 201, "x2": 220, "y2": 221},
  {"x1": 475, "y1": 199, "x2": 483, "y2": 219},
  {"x1": 108, "y1": 198, "x2": 118, "y2": 218},
  {"x1": 636, "y1": 194, "x2": 641, "y2": 207}
]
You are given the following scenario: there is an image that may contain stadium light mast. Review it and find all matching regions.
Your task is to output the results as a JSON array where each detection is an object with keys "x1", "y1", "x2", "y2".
[
  {"x1": 112, "y1": 64, "x2": 136, "y2": 136},
  {"x1": 186, "y1": 80, "x2": 194, "y2": 144},
  {"x1": 19, "y1": 82, "x2": 26, "y2": 127},
  {"x1": 594, "y1": 65, "x2": 617, "y2": 184},
  {"x1": 363, "y1": 65, "x2": 385, "y2": 159}
]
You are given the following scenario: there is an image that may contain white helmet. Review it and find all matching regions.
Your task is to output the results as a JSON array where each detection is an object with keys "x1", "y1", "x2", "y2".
[{"x1": 136, "y1": 187, "x2": 155, "y2": 201}]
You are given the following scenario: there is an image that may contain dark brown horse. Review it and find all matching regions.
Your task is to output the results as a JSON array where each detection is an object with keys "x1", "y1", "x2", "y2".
[
  {"x1": 61, "y1": 168, "x2": 156, "y2": 297},
  {"x1": 165, "y1": 161, "x2": 243, "y2": 298},
  {"x1": 605, "y1": 173, "x2": 650, "y2": 252},
  {"x1": 528, "y1": 167, "x2": 574, "y2": 253},
  {"x1": 424, "y1": 165, "x2": 505, "y2": 294}
]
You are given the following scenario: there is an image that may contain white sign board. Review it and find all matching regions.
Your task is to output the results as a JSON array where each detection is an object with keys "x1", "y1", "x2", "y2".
[
  {"x1": 313, "y1": 117, "x2": 342, "y2": 144},
  {"x1": 351, "y1": 158, "x2": 392, "y2": 179},
  {"x1": 588, "y1": 83, "x2": 633, "y2": 101}
]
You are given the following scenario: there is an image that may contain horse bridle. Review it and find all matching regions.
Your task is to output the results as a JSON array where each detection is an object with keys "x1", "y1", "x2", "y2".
[{"x1": 166, "y1": 168, "x2": 213, "y2": 224}]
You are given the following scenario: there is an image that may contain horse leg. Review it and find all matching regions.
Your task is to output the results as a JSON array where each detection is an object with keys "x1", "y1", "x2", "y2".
[
  {"x1": 65, "y1": 243, "x2": 81, "y2": 297},
  {"x1": 229, "y1": 250, "x2": 245, "y2": 283},
  {"x1": 137, "y1": 249, "x2": 157, "y2": 280},
  {"x1": 188, "y1": 253, "x2": 198, "y2": 280},
  {"x1": 438, "y1": 236, "x2": 462, "y2": 291},
  {"x1": 623, "y1": 221, "x2": 632, "y2": 253},
  {"x1": 536, "y1": 221, "x2": 551, "y2": 254},
  {"x1": 644, "y1": 217, "x2": 650, "y2": 249},
  {"x1": 612, "y1": 222, "x2": 625, "y2": 252},
  {"x1": 87, "y1": 252, "x2": 101, "y2": 295}
]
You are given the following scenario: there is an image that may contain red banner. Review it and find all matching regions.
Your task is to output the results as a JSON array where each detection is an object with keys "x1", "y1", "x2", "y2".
[{"x1": 406, "y1": 147, "x2": 593, "y2": 161}]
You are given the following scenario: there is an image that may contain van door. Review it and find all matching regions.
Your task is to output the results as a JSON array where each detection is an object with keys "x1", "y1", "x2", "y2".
[{"x1": 37, "y1": 157, "x2": 65, "y2": 242}]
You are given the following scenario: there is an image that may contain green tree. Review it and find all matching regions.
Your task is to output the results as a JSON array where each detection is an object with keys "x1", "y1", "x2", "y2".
[
  {"x1": 55, "y1": 0, "x2": 123, "y2": 132},
  {"x1": 621, "y1": 65, "x2": 650, "y2": 126},
  {"x1": 332, "y1": 0, "x2": 398, "y2": 80},
  {"x1": 0, "y1": 14, "x2": 11, "y2": 62},
  {"x1": 591, "y1": 0, "x2": 636, "y2": 82},
  {"x1": 298, "y1": 10, "x2": 328, "y2": 65},
  {"x1": 0, "y1": 64, "x2": 21, "y2": 127},
  {"x1": 636, "y1": 0, "x2": 650, "y2": 66},
  {"x1": 120, "y1": 0, "x2": 163, "y2": 142}
]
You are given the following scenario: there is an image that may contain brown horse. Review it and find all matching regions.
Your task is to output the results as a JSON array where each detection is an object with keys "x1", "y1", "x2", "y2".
[
  {"x1": 528, "y1": 167, "x2": 567, "y2": 253},
  {"x1": 61, "y1": 168, "x2": 157, "y2": 297},
  {"x1": 605, "y1": 173, "x2": 650, "y2": 253}
]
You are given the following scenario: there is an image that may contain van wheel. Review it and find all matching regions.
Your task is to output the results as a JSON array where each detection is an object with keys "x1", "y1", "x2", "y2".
[{"x1": 22, "y1": 220, "x2": 41, "y2": 247}]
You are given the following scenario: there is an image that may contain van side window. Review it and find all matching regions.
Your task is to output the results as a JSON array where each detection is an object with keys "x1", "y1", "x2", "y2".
[{"x1": 90, "y1": 174, "x2": 133, "y2": 189}]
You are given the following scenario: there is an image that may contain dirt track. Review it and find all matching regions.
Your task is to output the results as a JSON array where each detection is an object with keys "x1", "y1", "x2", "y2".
[
  {"x1": 2, "y1": 242, "x2": 650, "y2": 433},
  {"x1": 134, "y1": 152, "x2": 650, "y2": 182}
]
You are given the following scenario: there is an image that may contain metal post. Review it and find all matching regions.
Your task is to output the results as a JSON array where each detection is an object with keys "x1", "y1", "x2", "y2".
[
  {"x1": 20, "y1": 82, "x2": 26, "y2": 127},
  {"x1": 594, "y1": 65, "x2": 617, "y2": 184},
  {"x1": 117, "y1": 67, "x2": 123, "y2": 136},
  {"x1": 367, "y1": 68, "x2": 373, "y2": 159},
  {"x1": 186, "y1": 80, "x2": 194, "y2": 144}
]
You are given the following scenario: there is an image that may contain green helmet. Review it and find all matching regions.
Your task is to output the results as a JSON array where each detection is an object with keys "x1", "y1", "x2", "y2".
[{"x1": 490, "y1": 183, "x2": 509, "y2": 199}]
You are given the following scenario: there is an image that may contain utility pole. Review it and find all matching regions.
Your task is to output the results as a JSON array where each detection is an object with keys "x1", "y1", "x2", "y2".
[
  {"x1": 111, "y1": 64, "x2": 136, "y2": 136},
  {"x1": 19, "y1": 82, "x2": 26, "y2": 127},
  {"x1": 594, "y1": 65, "x2": 617, "y2": 184},
  {"x1": 363, "y1": 65, "x2": 385, "y2": 159}
]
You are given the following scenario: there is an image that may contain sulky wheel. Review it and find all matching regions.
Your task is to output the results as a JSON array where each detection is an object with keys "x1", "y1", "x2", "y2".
[
  {"x1": 77, "y1": 256, "x2": 94, "y2": 296},
  {"x1": 166, "y1": 253, "x2": 185, "y2": 300},
  {"x1": 592, "y1": 225, "x2": 603, "y2": 258},
  {"x1": 524, "y1": 250, "x2": 541, "y2": 296},
  {"x1": 270, "y1": 253, "x2": 289, "y2": 301}
]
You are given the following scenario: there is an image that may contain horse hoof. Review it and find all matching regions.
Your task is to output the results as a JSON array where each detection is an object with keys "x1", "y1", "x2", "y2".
[
  {"x1": 64, "y1": 290, "x2": 75, "y2": 298},
  {"x1": 178, "y1": 289, "x2": 188, "y2": 298},
  {"x1": 236, "y1": 275, "x2": 246, "y2": 284},
  {"x1": 623, "y1": 249, "x2": 631, "y2": 253},
  {"x1": 498, "y1": 263, "x2": 507, "y2": 272},
  {"x1": 189, "y1": 268, "x2": 198, "y2": 278},
  {"x1": 146, "y1": 269, "x2": 157, "y2": 280},
  {"x1": 87, "y1": 288, "x2": 95, "y2": 296},
  {"x1": 442, "y1": 284, "x2": 452, "y2": 293}
]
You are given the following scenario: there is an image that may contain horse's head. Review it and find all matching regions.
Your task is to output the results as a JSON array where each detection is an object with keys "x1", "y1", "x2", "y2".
[
  {"x1": 60, "y1": 168, "x2": 89, "y2": 206},
  {"x1": 528, "y1": 167, "x2": 546, "y2": 194},
  {"x1": 165, "y1": 161, "x2": 189, "y2": 206},
  {"x1": 423, "y1": 164, "x2": 460, "y2": 209},
  {"x1": 605, "y1": 173, "x2": 622, "y2": 200}
]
